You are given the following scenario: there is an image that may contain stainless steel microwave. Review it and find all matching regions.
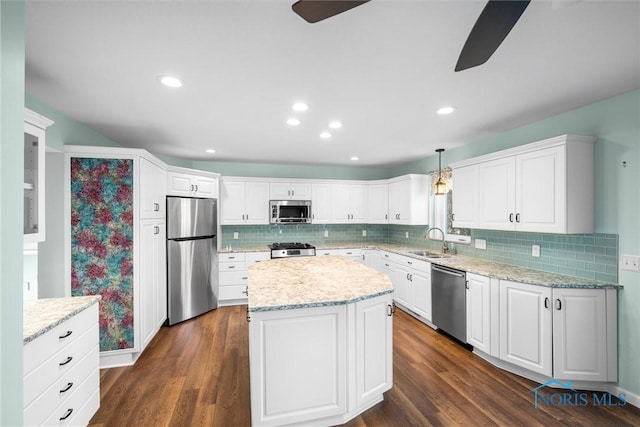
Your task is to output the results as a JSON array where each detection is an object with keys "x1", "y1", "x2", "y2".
[{"x1": 270, "y1": 200, "x2": 312, "y2": 224}]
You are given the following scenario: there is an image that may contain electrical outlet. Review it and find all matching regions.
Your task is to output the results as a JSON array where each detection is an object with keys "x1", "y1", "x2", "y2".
[
  {"x1": 233, "y1": 232, "x2": 239, "y2": 240},
  {"x1": 362, "y1": 230, "x2": 367, "y2": 237},
  {"x1": 405, "y1": 231, "x2": 409, "y2": 239},
  {"x1": 475, "y1": 239, "x2": 486, "y2": 250},
  {"x1": 621, "y1": 254, "x2": 640, "y2": 271},
  {"x1": 324, "y1": 230, "x2": 329, "y2": 238},
  {"x1": 532, "y1": 245, "x2": 541, "y2": 257}
]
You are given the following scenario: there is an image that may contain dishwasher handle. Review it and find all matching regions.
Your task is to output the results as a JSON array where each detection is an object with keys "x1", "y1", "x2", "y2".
[{"x1": 432, "y1": 265, "x2": 465, "y2": 278}]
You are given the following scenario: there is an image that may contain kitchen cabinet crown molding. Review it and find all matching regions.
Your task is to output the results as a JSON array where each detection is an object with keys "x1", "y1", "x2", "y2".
[
  {"x1": 167, "y1": 164, "x2": 220, "y2": 179},
  {"x1": 64, "y1": 144, "x2": 166, "y2": 167},
  {"x1": 25, "y1": 108, "x2": 55, "y2": 130},
  {"x1": 449, "y1": 134, "x2": 596, "y2": 170}
]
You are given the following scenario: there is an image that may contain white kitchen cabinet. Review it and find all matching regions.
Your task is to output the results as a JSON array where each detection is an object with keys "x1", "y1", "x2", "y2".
[
  {"x1": 368, "y1": 182, "x2": 389, "y2": 224},
  {"x1": 65, "y1": 146, "x2": 168, "y2": 367},
  {"x1": 317, "y1": 248, "x2": 363, "y2": 263},
  {"x1": 331, "y1": 183, "x2": 368, "y2": 223},
  {"x1": 270, "y1": 181, "x2": 312, "y2": 200},
  {"x1": 499, "y1": 280, "x2": 553, "y2": 377},
  {"x1": 220, "y1": 178, "x2": 270, "y2": 225},
  {"x1": 362, "y1": 249, "x2": 380, "y2": 270},
  {"x1": 451, "y1": 164, "x2": 478, "y2": 229},
  {"x1": 219, "y1": 251, "x2": 270, "y2": 305},
  {"x1": 24, "y1": 302, "x2": 100, "y2": 426},
  {"x1": 24, "y1": 108, "x2": 54, "y2": 244},
  {"x1": 451, "y1": 135, "x2": 595, "y2": 234},
  {"x1": 167, "y1": 168, "x2": 218, "y2": 198},
  {"x1": 249, "y1": 293, "x2": 393, "y2": 427},
  {"x1": 552, "y1": 288, "x2": 617, "y2": 382},
  {"x1": 387, "y1": 174, "x2": 430, "y2": 225},
  {"x1": 355, "y1": 294, "x2": 393, "y2": 407},
  {"x1": 311, "y1": 182, "x2": 332, "y2": 223},
  {"x1": 140, "y1": 157, "x2": 166, "y2": 219},
  {"x1": 140, "y1": 219, "x2": 167, "y2": 349},
  {"x1": 394, "y1": 256, "x2": 431, "y2": 321},
  {"x1": 465, "y1": 273, "x2": 493, "y2": 354}
]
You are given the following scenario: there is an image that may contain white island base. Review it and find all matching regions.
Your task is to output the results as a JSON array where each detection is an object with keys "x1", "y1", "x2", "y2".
[{"x1": 248, "y1": 256, "x2": 394, "y2": 427}]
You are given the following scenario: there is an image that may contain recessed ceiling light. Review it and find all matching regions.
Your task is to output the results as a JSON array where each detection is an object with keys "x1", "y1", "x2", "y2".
[
  {"x1": 437, "y1": 106, "x2": 456, "y2": 115},
  {"x1": 292, "y1": 102, "x2": 309, "y2": 112},
  {"x1": 286, "y1": 118, "x2": 300, "y2": 126},
  {"x1": 159, "y1": 75, "x2": 183, "y2": 88},
  {"x1": 205, "y1": 149, "x2": 216, "y2": 154},
  {"x1": 329, "y1": 121, "x2": 342, "y2": 129},
  {"x1": 350, "y1": 156, "x2": 359, "y2": 161},
  {"x1": 320, "y1": 132, "x2": 332, "y2": 139}
]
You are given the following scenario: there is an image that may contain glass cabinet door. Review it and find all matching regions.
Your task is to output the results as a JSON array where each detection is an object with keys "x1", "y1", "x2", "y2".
[{"x1": 24, "y1": 129, "x2": 40, "y2": 237}]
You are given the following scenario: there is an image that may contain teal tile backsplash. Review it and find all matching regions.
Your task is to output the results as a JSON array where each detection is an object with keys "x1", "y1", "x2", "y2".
[{"x1": 221, "y1": 225, "x2": 618, "y2": 283}]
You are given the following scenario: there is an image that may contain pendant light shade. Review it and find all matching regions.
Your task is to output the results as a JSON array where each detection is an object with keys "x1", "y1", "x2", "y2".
[{"x1": 434, "y1": 148, "x2": 446, "y2": 195}]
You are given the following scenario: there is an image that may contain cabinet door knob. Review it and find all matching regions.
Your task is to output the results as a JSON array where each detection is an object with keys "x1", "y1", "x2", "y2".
[
  {"x1": 195, "y1": 185, "x2": 198, "y2": 191},
  {"x1": 60, "y1": 382, "x2": 74, "y2": 393},
  {"x1": 154, "y1": 226, "x2": 159, "y2": 234},
  {"x1": 59, "y1": 356, "x2": 73, "y2": 366},
  {"x1": 242, "y1": 286, "x2": 249, "y2": 295},
  {"x1": 544, "y1": 297, "x2": 550, "y2": 309},
  {"x1": 59, "y1": 409, "x2": 73, "y2": 421},
  {"x1": 555, "y1": 299, "x2": 562, "y2": 310},
  {"x1": 59, "y1": 330, "x2": 73, "y2": 339},
  {"x1": 516, "y1": 213, "x2": 521, "y2": 223},
  {"x1": 509, "y1": 213, "x2": 514, "y2": 223},
  {"x1": 387, "y1": 304, "x2": 394, "y2": 316}
]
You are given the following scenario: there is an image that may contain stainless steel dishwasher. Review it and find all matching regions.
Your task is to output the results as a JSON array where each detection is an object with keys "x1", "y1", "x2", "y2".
[{"x1": 431, "y1": 264, "x2": 467, "y2": 343}]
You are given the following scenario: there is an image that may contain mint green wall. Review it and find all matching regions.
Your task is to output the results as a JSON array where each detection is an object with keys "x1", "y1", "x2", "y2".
[
  {"x1": 0, "y1": 1, "x2": 25, "y2": 424},
  {"x1": 192, "y1": 160, "x2": 390, "y2": 180}
]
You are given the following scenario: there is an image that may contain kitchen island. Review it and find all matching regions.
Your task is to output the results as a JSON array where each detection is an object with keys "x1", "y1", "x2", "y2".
[{"x1": 247, "y1": 256, "x2": 394, "y2": 427}]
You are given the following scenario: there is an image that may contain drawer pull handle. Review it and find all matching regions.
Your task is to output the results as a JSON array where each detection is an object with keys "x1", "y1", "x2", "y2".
[
  {"x1": 228, "y1": 266, "x2": 235, "y2": 269},
  {"x1": 242, "y1": 287, "x2": 249, "y2": 296},
  {"x1": 59, "y1": 409, "x2": 73, "y2": 421},
  {"x1": 59, "y1": 330, "x2": 73, "y2": 339},
  {"x1": 60, "y1": 382, "x2": 74, "y2": 393},
  {"x1": 59, "y1": 356, "x2": 73, "y2": 366}
]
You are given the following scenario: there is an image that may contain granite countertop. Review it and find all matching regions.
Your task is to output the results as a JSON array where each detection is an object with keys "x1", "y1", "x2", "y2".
[
  {"x1": 248, "y1": 256, "x2": 393, "y2": 312},
  {"x1": 23, "y1": 295, "x2": 101, "y2": 344},
  {"x1": 225, "y1": 242, "x2": 620, "y2": 289}
]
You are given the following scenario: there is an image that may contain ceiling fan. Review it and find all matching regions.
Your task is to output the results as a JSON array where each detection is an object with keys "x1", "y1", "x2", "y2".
[{"x1": 291, "y1": 0, "x2": 531, "y2": 72}]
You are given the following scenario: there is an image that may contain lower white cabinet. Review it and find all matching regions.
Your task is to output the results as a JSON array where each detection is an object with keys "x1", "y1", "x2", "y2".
[
  {"x1": 497, "y1": 280, "x2": 617, "y2": 382},
  {"x1": 140, "y1": 219, "x2": 167, "y2": 350},
  {"x1": 219, "y1": 252, "x2": 270, "y2": 305},
  {"x1": 392, "y1": 256, "x2": 432, "y2": 322},
  {"x1": 24, "y1": 303, "x2": 100, "y2": 426},
  {"x1": 361, "y1": 249, "x2": 380, "y2": 270},
  {"x1": 465, "y1": 273, "x2": 493, "y2": 354},
  {"x1": 249, "y1": 293, "x2": 393, "y2": 427}
]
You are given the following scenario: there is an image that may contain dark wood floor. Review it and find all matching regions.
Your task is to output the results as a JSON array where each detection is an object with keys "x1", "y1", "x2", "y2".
[{"x1": 90, "y1": 305, "x2": 640, "y2": 427}]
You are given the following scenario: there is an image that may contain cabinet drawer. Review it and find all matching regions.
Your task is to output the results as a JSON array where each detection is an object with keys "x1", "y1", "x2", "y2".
[
  {"x1": 219, "y1": 252, "x2": 245, "y2": 263},
  {"x1": 219, "y1": 260, "x2": 246, "y2": 272},
  {"x1": 220, "y1": 270, "x2": 249, "y2": 286},
  {"x1": 219, "y1": 285, "x2": 249, "y2": 301},
  {"x1": 400, "y1": 257, "x2": 431, "y2": 272},
  {"x1": 380, "y1": 251, "x2": 400, "y2": 264},
  {"x1": 40, "y1": 366, "x2": 100, "y2": 427},
  {"x1": 24, "y1": 304, "x2": 98, "y2": 374},
  {"x1": 24, "y1": 323, "x2": 98, "y2": 407},
  {"x1": 246, "y1": 252, "x2": 270, "y2": 266},
  {"x1": 24, "y1": 343, "x2": 99, "y2": 426}
]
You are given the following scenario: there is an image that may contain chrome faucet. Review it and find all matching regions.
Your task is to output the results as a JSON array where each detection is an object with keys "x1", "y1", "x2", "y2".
[{"x1": 426, "y1": 227, "x2": 447, "y2": 255}]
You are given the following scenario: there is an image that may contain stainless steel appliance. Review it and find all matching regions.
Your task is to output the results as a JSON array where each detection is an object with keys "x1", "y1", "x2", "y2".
[
  {"x1": 270, "y1": 200, "x2": 312, "y2": 224},
  {"x1": 431, "y1": 264, "x2": 467, "y2": 343},
  {"x1": 269, "y1": 242, "x2": 316, "y2": 258},
  {"x1": 167, "y1": 196, "x2": 218, "y2": 325}
]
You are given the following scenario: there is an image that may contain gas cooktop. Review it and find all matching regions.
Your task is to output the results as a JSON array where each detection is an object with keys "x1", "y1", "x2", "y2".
[{"x1": 268, "y1": 242, "x2": 316, "y2": 258}]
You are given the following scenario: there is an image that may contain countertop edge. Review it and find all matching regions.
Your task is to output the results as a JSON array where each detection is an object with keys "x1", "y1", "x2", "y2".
[
  {"x1": 249, "y1": 289, "x2": 393, "y2": 312},
  {"x1": 24, "y1": 295, "x2": 101, "y2": 345}
]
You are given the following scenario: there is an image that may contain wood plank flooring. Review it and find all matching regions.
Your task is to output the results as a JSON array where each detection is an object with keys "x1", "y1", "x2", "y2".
[{"x1": 89, "y1": 305, "x2": 640, "y2": 426}]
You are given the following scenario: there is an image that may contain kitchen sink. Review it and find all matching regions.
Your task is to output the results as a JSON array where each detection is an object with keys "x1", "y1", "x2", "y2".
[{"x1": 405, "y1": 249, "x2": 447, "y2": 258}]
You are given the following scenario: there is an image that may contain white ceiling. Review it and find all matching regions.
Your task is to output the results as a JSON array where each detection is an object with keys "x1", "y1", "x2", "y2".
[{"x1": 25, "y1": 0, "x2": 640, "y2": 167}]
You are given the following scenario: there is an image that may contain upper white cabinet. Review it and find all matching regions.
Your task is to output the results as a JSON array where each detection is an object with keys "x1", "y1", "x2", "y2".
[
  {"x1": 220, "y1": 177, "x2": 269, "y2": 225},
  {"x1": 387, "y1": 174, "x2": 430, "y2": 225},
  {"x1": 269, "y1": 181, "x2": 312, "y2": 200},
  {"x1": 331, "y1": 183, "x2": 368, "y2": 223},
  {"x1": 24, "y1": 108, "x2": 54, "y2": 244},
  {"x1": 311, "y1": 183, "x2": 331, "y2": 224},
  {"x1": 140, "y1": 157, "x2": 166, "y2": 219},
  {"x1": 451, "y1": 135, "x2": 595, "y2": 234},
  {"x1": 368, "y1": 182, "x2": 389, "y2": 224},
  {"x1": 167, "y1": 167, "x2": 218, "y2": 198}
]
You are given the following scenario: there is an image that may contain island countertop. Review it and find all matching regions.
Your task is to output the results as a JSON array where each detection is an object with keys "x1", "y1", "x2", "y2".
[
  {"x1": 248, "y1": 256, "x2": 393, "y2": 312},
  {"x1": 23, "y1": 295, "x2": 101, "y2": 344}
]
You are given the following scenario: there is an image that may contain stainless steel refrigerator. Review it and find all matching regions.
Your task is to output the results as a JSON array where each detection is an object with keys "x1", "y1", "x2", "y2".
[{"x1": 166, "y1": 196, "x2": 218, "y2": 325}]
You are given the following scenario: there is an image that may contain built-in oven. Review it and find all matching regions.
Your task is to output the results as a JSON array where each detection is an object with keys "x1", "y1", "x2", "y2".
[{"x1": 270, "y1": 200, "x2": 312, "y2": 224}]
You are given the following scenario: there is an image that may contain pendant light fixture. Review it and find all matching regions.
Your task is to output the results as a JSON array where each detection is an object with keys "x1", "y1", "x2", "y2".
[{"x1": 434, "y1": 148, "x2": 447, "y2": 195}]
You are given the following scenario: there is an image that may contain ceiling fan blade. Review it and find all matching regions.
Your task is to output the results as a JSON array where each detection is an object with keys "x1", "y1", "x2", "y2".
[
  {"x1": 455, "y1": 0, "x2": 530, "y2": 72},
  {"x1": 292, "y1": 0, "x2": 370, "y2": 24}
]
